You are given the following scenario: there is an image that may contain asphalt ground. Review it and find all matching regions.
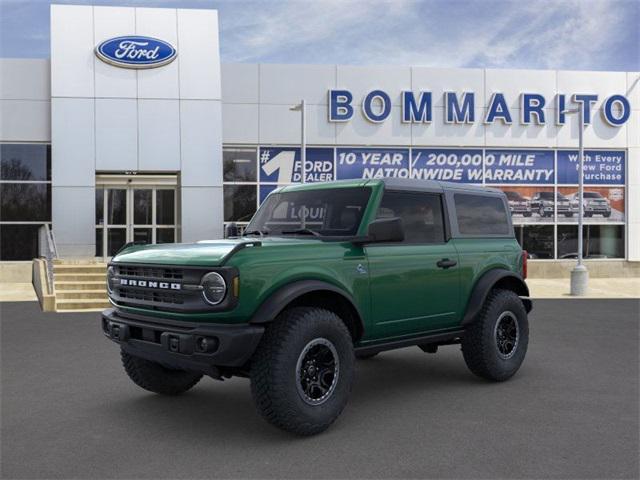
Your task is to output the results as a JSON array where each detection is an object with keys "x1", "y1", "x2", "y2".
[{"x1": 1, "y1": 300, "x2": 638, "y2": 479}]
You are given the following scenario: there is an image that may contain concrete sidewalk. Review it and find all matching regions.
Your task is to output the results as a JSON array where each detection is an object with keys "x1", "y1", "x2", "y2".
[
  {"x1": 0, "y1": 283, "x2": 37, "y2": 302},
  {"x1": 0, "y1": 279, "x2": 638, "y2": 304},
  {"x1": 526, "y1": 277, "x2": 640, "y2": 298}
]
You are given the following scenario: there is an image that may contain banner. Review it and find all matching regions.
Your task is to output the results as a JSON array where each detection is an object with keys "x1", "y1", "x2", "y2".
[
  {"x1": 484, "y1": 150, "x2": 554, "y2": 184},
  {"x1": 259, "y1": 184, "x2": 280, "y2": 204},
  {"x1": 259, "y1": 147, "x2": 334, "y2": 183},
  {"x1": 410, "y1": 149, "x2": 483, "y2": 183},
  {"x1": 557, "y1": 150, "x2": 625, "y2": 185},
  {"x1": 336, "y1": 148, "x2": 409, "y2": 179}
]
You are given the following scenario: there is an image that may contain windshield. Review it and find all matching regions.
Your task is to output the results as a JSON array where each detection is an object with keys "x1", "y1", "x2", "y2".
[
  {"x1": 245, "y1": 187, "x2": 372, "y2": 237},
  {"x1": 584, "y1": 192, "x2": 603, "y2": 198}
]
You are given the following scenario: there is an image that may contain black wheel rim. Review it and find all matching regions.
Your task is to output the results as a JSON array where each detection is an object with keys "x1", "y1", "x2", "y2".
[
  {"x1": 295, "y1": 338, "x2": 339, "y2": 406},
  {"x1": 494, "y1": 311, "x2": 519, "y2": 360}
]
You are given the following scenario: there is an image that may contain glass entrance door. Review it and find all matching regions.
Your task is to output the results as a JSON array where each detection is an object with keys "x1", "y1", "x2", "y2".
[{"x1": 96, "y1": 184, "x2": 177, "y2": 258}]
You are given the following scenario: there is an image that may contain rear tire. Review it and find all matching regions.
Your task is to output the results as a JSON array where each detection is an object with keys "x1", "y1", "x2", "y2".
[
  {"x1": 461, "y1": 289, "x2": 529, "y2": 382},
  {"x1": 121, "y1": 349, "x2": 202, "y2": 395},
  {"x1": 250, "y1": 307, "x2": 355, "y2": 435}
]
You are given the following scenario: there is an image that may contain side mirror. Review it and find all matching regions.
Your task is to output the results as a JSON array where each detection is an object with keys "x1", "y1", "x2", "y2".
[
  {"x1": 366, "y1": 217, "x2": 404, "y2": 243},
  {"x1": 225, "y1": 222, "x2": 239, "y2": 238}
]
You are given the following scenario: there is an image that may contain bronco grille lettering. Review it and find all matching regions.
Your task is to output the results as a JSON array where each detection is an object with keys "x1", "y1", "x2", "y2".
[{"x1": 119, "y1": 278, "x2": 181, "y2": 290}]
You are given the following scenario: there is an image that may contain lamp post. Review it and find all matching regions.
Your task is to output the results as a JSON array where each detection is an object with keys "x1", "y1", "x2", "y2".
[
  {"x1": 562, "y1": 103, "x2": 588, "y2": 295},
  {"x1": 289, "y1": 100, "x2": 306, "y2": 184}
]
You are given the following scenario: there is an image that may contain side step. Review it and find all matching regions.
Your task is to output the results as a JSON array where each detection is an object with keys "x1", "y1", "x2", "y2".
[{"x1": 354, "y1": 328, "x2": 465, "y2": 357}]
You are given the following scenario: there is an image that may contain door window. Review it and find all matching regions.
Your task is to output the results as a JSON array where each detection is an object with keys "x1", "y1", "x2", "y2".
[{"x1": 376, "y1": 191, "x2": 445, "y2": 244}]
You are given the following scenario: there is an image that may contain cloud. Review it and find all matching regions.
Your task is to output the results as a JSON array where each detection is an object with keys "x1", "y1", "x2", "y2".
[
  {"x1": 0, "y1": 0, "x2": 637, "y2": 70},
  {"x1": 218, "y1": 0, "x2": 638, "y2": 71}
]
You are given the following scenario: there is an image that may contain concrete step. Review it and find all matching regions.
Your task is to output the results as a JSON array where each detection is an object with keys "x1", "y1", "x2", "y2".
[
  {"x1": 53, "y1": 259, "x2": 106, "y2": 265},
  {"x1": 54, "y1": 273, "x2": 106, "y2": 282},
  {"x1": 55, "y1": 298, "x2": 111, "y2": 310},
  {"x1": 54, "y1": 265, "x2": 107, "y2": 275},
  {"x1": 56, "y1": 308, "x2": 109, "y2": 313},
  {"x1": 55, "y1": 281, "x2": 106, "y2": 291},
  {"x1": 56, "y1": 289, "x2": 107, "y2": 299}
]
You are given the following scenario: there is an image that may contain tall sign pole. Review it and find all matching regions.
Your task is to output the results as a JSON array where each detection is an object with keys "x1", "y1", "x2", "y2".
[
  {"x1": 570, "y1": 102, "x2": 588, "y2": 295},
  {"x1": 301, "y1": 99, "x2": 306, "y2": 184}
]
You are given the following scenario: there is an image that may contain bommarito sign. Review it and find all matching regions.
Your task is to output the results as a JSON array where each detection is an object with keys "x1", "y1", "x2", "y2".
[{"x1": 328, "y1": 90, "x2": 631, "y2": 127}]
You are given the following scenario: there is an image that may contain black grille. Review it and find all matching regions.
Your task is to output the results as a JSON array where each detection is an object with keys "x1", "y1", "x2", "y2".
[
  {"x1": 109, "y1": 263, "x2": 238, "y2": 313},
  {"x1": 115, "y1": 265, "x2": 184, "y2": 281},
  {"x1": 118, "y1": 288, "x2": 184, "y2": 305}
]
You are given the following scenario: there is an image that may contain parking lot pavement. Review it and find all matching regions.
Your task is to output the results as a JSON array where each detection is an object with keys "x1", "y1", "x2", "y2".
[{"x1": 1, "y1": 300, "x2": 638, "y2": 479}]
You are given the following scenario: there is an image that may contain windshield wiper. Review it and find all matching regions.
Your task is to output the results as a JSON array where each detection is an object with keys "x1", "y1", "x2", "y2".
[
  {"x1": 281, "y1": 228, "x2": 322, "y2": 237},
  {"x1": 243, "y1": 229, "x2": 269, "y2": 237}
]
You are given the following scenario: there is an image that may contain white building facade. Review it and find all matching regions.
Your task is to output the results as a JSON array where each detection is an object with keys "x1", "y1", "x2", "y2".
[{"x1": 0, "y1": 4, "x2": 638, "y2": 267}]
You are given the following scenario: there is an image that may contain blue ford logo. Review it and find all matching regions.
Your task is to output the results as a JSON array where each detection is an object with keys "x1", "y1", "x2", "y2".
[{"x1": 95, "y1": 36, "x2": 177, "y2": 69}]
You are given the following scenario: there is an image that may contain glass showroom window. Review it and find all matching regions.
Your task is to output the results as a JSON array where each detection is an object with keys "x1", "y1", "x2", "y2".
[
  {"x1": 222, "y1": 147, "x2": 258, "y2": 233},
  {"x1": 557, "y1": 225, "x2": 625, "y2": 259},
  {"x1": 0, "y1": 144, "x2": 52, "y2": 260}
]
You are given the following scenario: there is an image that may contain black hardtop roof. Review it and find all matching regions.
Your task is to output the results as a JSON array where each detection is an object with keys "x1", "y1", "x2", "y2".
[{"x1": 379, "y1": 178, "x2": 503, "y2": 195}]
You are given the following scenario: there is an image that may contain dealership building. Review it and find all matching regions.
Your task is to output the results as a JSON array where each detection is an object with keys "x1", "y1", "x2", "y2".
[{"x1": 1, "y1": 4, "x2": 639, "y2": 275}]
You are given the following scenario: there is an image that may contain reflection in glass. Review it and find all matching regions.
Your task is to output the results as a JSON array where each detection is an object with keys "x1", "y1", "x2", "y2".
[
  {"x1": 133, "y1": 190, "x2": 152, "y2": 225},
  {"x1": 0, "y1": 224, "x2": 41, "y2": 260},
  {"x1": 95, "y1": 188, "x2": 104, "y2": 226},
  {"x1": 557, "y1": 225, "x2": 624, "y2": 259},
  {"x1": 95, "y1": 228, "x2": 103, "y2": 257},
  {"x1": 156, "y1": 228, "x2": 175, "y2": 244},
  {"x1": 108, "y1": 189, "x2": 126, "y2": 225},
  {"x1": 156, "y1": 190, "x2": 175, "y2": 225},
  {"x1": 514, "y1": 225, "x2": 554, "y2": 259},
  {"x1": 223, "y1": 148, "x2": 257, "y2": 181},
  {"x1": 0, "y1": 184, "x2": 51, "y2": 221},
  {"x1": 0, "y1": 144, "x2": 51, "y2": 181},
  {"x1": 133, "y1": 228, "x2": 152, "y2": 244},
  {"x1": 107, "y1": 228, "x2": 127, "y2": 256},
  {"x1": 224, "y1": 185, "x2": 257, "y2": 222}
]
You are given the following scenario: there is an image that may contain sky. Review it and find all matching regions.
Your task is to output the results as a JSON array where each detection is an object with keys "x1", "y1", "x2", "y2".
[{"x1": 0, "y1": 0, "x2": 638, "y2": 71}]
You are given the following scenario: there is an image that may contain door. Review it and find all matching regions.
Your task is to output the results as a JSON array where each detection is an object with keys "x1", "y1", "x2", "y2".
[
  {"x1": 96, "y1": 177, "x2": 177, "y2": 258},
  {"x1": 365, "y1": 191, "x2": 460, "y2": 339}
]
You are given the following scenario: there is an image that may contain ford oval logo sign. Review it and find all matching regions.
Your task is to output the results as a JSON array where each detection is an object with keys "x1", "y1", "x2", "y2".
[{"x1": 95, "y1": 36, "x2": 177, "y2": 69}]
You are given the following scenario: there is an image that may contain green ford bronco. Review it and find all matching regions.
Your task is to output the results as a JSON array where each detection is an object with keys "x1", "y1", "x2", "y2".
[{"x1": 102, "y1": 178, "x2": 532, "y2": 435}]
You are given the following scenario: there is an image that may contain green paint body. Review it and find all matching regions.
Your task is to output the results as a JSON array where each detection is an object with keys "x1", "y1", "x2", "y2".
[{"x1": 112, "y1": 179, "x2": 522, "y2": 345}]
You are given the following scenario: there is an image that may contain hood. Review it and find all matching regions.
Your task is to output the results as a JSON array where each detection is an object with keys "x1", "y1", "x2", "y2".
[{"x1": 112, "y1": 237, "x2": 323, "y2": 266}]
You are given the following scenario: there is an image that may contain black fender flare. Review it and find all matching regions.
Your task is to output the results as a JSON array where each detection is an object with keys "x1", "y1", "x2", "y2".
[
  {"x1": 248, "y1": 280, "x2": 365, "y2": 338},
  {"x1": 461, "y1": 269, "x2": 532, "y2": 326}
]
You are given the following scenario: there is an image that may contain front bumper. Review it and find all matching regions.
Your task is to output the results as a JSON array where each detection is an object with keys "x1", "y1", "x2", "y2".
[
  {"x1": 510, "y1": 206, "x2": 532, "y2": 214},
  {"x1": 102, "y1": 308, "x2": 264, "y2": 374},
  {"x1": 585, "y1": 206, "x2": 611, "y2": 214}
]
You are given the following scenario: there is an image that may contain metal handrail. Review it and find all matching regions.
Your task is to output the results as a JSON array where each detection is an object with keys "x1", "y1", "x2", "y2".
[{"x1": 38, "y1": 224, "x2": 58, "y2": 292}]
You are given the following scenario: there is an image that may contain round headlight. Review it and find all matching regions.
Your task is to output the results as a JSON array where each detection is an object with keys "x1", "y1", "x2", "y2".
[
  {"x1": 201, "y1": 272, "x2": 227, "y2": 305},
  {"x1": 106, "y1": 266, "x2": 115, "y2": 294}
]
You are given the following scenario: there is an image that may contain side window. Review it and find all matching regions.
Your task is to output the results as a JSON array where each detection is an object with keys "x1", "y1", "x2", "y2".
[
  {"x1": 376, "y1": 191, "x2": 445, "y2": 244},
  {"x1": 454, "y1": 194, "x2": 510, "y2": 235}
]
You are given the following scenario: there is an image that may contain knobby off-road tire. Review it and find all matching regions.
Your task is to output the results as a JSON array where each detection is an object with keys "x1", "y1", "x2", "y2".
[
  {"x1": 461, "y1": 289, "x2": 529, "y2": 382},
  {"x1": 250, "y1": 307, "x2": 355, "y2": 436},
  {"x1": 121, "y1": 349, "x2": 203, "y2": 395}
]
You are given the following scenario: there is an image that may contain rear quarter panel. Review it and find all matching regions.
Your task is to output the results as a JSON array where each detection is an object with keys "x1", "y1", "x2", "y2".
[
  {"x1": 444, "y1": 188, "x2": 522, "y2": 323},
  {"x1": 451, "y1": 237, "x2": 521, "y2": 322}
]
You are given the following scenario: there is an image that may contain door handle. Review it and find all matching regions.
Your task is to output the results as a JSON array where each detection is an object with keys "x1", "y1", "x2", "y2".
[{"x1": 437, "y1": 258, "x2": 457, "y2": 269}]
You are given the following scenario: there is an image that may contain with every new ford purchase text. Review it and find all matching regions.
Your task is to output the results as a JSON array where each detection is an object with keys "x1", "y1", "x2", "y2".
[{"x1": 102, "y1": 179, "x2": 532, "y2": 435}]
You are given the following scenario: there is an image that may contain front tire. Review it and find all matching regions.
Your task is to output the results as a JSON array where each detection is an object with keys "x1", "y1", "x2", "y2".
[
  {"x1": 461, "y1": 289, "x2": 529, "y2": 382},
  {"x1": 250, "y1": 307, "x2": 355, "y2": 435},
  {"x1": 121, "y1": 349, "x2": 202, "y2": 395}
]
